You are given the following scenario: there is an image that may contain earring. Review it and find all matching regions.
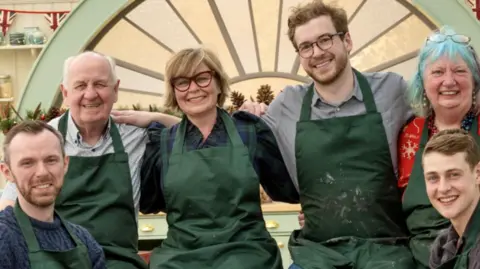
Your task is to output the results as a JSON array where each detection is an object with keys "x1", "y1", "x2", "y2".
[
  {"x1": 473, "y1": 91, "x2": 477, "y2": 108},
  {"x1": 423, "y1": 92, "x2": 428, "y2": 107}
]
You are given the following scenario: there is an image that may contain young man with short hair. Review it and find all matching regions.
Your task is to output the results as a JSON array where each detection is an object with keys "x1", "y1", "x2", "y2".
[
  {"x1": 0, "y1": 120, "x2": 105, "y2": 269},
  {"x1": 423, "y1": 129, "x2": 480, "y2": 268},
  {"x1": 241, "y1": 0, "x2": 414, "y2": 268}
]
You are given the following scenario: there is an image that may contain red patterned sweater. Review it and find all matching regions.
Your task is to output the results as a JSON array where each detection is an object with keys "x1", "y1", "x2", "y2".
[{"x1": 398, "y1": 116, "x2": 480, "y2": 190}]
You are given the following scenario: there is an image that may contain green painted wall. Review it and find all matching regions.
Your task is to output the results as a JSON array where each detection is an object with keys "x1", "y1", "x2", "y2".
[
  {"x1": 16, "y1": 0, "x2": 139, "y2": 116},
  {"x1": 413, "y1": 0, "x2": 480, "y2": 51}
]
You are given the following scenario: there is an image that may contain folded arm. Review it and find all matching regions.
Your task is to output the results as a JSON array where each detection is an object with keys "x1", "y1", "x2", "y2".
[
  {"x1": 233, "y1": 111, "x2": 299, "y2": 203},
  {"x1": 139, "y1": 123, "x2": 167, "y2": 214}
]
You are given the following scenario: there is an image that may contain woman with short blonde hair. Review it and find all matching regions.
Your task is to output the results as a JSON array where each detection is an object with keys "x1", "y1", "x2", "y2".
[
  {"x1": 140, "y1": 47, "x2": 298, "y2": 269},
  {"x1": 163, "y1": 47, "x2": 230, "y2": 111}
]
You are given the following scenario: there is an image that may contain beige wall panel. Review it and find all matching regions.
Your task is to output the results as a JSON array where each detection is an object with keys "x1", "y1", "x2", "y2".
[
  {"x1": 169, "y1": 0, "x2": 238, "y2": 77},
  {"x1": 382, "y1": 57, "x2": 418, "y2": 81},
  {"x1": 216, "y1": 0, "x2": 258, "y2": 73},
  {"x1": 226, "y1": 77, "x2": 304, "y2": 106},
  {"x1": 115, "y1": 91, "x2": 165, "y2": 109},
  {"x1": 277, "y1": 0, "x2": 311, "y2": 73},
  {"x1": 125, "y1": 0, "x2": 199, "y2": 52},
  {"x1": 117, "y1": 66, "x2": 164, "y2": 95},
  {"x1": 349, "y1": 0, "x2": 410, "y2": 55},
  {"x1": 94, "y1": 19, "x2": 172, "y2": 75},
  {"x1": 350, "y1": 15, "x2": 430, "y2": 71},
  {"x1": 297, "y1": 66, "x2": 307, "y2": 77},
  {"x1": 251, "y1": 0, "x2": 280, "y2": 72},
  {"x1": 324, "y1": 0, "x2": 364, "y2": 19}
]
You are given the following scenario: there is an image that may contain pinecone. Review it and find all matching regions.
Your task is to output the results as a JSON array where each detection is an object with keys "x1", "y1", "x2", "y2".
[
  {"x1": 256, "y1": 84, "x2": 274, "y2": 105},
  {"x1": 230, "y1": 91, "x2": 246, "y2": 110},
  {"x1": 226, "y1": 105, "x2": 236, "y2": 114},
  {"x1": 44, "y1": 107, "x2": 60, "y2": 122}
]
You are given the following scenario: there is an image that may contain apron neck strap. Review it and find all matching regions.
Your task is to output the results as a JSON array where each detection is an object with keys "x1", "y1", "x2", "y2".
[
  {"x1": 13, "y1": 201, "x2": 85, "y2": 252},
  {"x1": 58, "y1": 110, "x2": 125, "y2": 153},
  {"x1": 14, "y1": 200, "x2": 41, "y2": 252},
  {"x1": 172, "y1": 109, "x2": 244, "y2": 154},
  {"x1": 299, "y1": 69, "x2": 377, "y2": 121},
  {"x1": 461, "y1": 200, "x2": 480, "y2": 251}
]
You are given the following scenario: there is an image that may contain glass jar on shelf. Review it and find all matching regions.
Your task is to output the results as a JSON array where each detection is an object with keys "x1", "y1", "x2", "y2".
[
  {"x1": 24, "y1": 27, "x2": 47, "y2": 45},
  {"x1": 0, "y1": 75, "x2": 13, "y2": 99}
]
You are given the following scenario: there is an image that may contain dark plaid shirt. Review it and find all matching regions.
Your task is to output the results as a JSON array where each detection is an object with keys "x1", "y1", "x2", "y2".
[{"x1": 140, "y1": 109, "x2": 299, "y2": 214}]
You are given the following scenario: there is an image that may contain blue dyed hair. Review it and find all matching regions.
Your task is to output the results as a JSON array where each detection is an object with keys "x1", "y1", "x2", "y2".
[{"x1": 408, "y1": 26, "x2": 480, "y2": 116}]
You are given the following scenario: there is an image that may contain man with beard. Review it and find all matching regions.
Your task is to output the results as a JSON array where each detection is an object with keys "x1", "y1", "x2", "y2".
[
  {"x1": 0, "y1": 120, "x2": 106, "y2": 269},
  {"x1": 0, "y1": 51, "x2": 178, "y2": 268},
  {"x1": 240, "y1": 1, "x2": 415, "y2": 268}
]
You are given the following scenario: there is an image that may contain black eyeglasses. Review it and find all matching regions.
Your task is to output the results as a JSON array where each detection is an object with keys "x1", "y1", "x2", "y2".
[
  {"x1": 296, "y1": 32, "x2": 345, "y2": 59},
  {"x1": 426, "y1": 34, "x2": 471, "y2": 45},
  {"x1": 171, "y1": 71, "x2": 215, "y2": 92}
]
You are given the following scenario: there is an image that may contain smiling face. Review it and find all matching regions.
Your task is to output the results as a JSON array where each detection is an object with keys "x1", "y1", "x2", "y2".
[
  {"x1": 423, "y1": 151, "x2": 480, "y2": 222},
  {"x1": 0, "y1": 130, "x2": 69, "y2": 208},
  {"x1": 294, "y1": 15, "x2": 352, "y2": 85},
  {"x1": 61, "y1": 53, "x2": 119, "y2": 127},
  {"x1": 423, "y1": 56, "x2": 474, "y2": 114},
  {"x1": 172, "y1": 62, "x2": 219, "y2": 117}
]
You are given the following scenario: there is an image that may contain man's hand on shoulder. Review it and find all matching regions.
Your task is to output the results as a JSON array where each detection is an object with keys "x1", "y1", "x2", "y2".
[
  {"x1": 239, "y1": 100, "x2": 268, "y2": 117},
  {"x1": 0, "y1": 199, "x2": 15, "y2": 211}
]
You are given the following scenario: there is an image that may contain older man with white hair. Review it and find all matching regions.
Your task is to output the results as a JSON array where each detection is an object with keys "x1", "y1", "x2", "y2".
[{"x1": 0, "y1": 51, "x2": 178, "y2": 269}]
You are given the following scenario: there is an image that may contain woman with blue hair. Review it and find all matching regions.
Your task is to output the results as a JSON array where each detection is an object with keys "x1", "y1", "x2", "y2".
[{"x1": 398, "y1": 25, "x2": 480, "y2": 268}]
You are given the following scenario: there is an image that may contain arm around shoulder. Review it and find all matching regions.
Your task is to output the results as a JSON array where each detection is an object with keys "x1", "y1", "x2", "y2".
[
  {"x1": 232, "y1": 111, "x2": 300, "y2": 203},
  {"x1": 140, "y1": 124, "x2": 167, "y2": 214}
]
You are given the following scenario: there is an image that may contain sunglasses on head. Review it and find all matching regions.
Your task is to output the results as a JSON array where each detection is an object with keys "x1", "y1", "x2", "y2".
[{"x1": 426, "y1": 33, "x2": 471, "y2": 45}]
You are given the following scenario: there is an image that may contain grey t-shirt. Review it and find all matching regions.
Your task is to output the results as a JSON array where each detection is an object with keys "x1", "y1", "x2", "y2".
[{"x1": 261, "y1": 71, "x2": 413, "y2": 190}]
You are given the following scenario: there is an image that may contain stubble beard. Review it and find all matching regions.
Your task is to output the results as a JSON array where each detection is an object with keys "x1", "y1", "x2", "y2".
[{"x1": 306, "y1": 52, "x2": 349, "y2": 86}]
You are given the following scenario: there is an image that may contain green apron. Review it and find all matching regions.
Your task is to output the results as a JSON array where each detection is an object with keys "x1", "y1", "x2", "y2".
[
  {"x1": 436, "y1": 201, "x2": 480, "y2": 269},
  {"x1": 288, "y1": 70, "x2": 415, "y2": 269},
  {"x1": 56, "y1": 111, "x2": 147, "y2": 269},
  {"x1": 401, "y1": 119, "x2": 480, "y2": 268},
  {"x1": 149, "y1": 109, "x2": 283, "y2": 269},
  {"x1": 14, "y1": 201, "x2": 91, "y2": 269}
]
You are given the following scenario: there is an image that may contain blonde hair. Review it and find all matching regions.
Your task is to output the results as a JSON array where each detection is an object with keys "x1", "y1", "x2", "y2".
[{"x1": 164, "y1": 47, "x2": 230, "y2": 111}]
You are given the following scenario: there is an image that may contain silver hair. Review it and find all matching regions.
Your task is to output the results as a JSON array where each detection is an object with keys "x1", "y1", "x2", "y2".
[{"x1": 61, "y1": 51, "x2": 118, "y2": 87}]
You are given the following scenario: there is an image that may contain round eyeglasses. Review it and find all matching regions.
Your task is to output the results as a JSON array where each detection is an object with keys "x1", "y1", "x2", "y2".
[
  {"x1": 296, "y1": 32, "x2": 345, "y2": 59},
  {"x1": 171, "y1": 71, "x2": 215, "y2": 92}
]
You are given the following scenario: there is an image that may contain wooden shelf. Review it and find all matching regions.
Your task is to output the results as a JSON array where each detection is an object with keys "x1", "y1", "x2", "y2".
[
  {"x1": 0, "y1": 44, "x2": 45, "y2": 56},
  {"x1": 0, "y1": 44, "x2": 45, "y2": 50},
  {"x1": 0, "y1": 98, "x2": 13, "y2": 103}
]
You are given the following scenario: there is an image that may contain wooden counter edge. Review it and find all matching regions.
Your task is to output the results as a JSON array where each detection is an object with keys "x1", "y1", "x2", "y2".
[{"x1": 139, "y1": 202, "x2": 301, "y2": 217}]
